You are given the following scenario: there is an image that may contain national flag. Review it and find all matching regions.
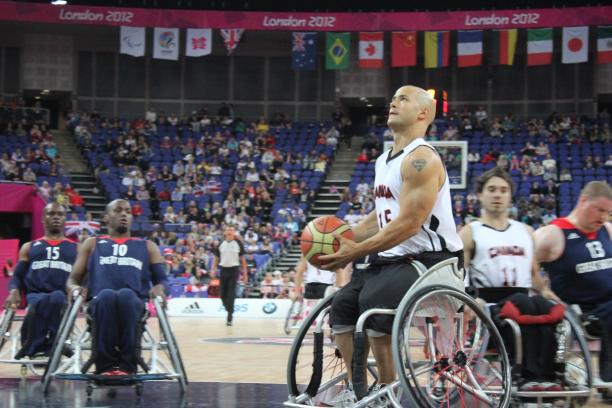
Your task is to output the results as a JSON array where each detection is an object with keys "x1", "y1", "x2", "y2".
[
  {"x1": 424, "y1": 31, "x2": 449, "y2": 68},
  {"x1": 391, "y1": 31, "x2": 416, "y2": 67},
  {"x1": 120, "y1": 26, "x2": 145, "y2": 57},
  {"x1": 494, "y1": 29, "x2": 517, "y2": 65},
  {"x1": 292, "y1": 32, "x2": 316, "y2": 70},
  {"x1": 220, "y1": 29, "x2": 244, "y2": 55},
  {"x1": 153, "y1": 27, "x2": 179, "y2": 61},
  {"x1": 65, "y1": 221, "x2": 101, "y2": 238},
  {"x1": 186, "y1": 28, "x2": 212, "y2": 57},
  {"x1": 597, "y1": 26, "x2": 612, "y2": 64},
  {"x1": 359, "y1": 32, "x2": 383, "y2": 68},
  {"x1": 562, "y1": 26, "x2": 589, "y2": 64},
  {"x1": 527, "y1": 28, "x2": 553, "y2": 66},
  {"x1": 456, "y1": 30, "x2": 482, "y2": 67},
  {"x1": 326, "y1": 33, "x2": 350, "y2": 70}
]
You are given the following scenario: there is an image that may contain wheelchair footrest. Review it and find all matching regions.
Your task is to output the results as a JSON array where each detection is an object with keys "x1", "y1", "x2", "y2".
[
  {"x1": 55, "y1": 373, "x2": 173, "y2": 383},
  {"x1": 512, "y1": 387, "x2": 591, "y2": 399}
]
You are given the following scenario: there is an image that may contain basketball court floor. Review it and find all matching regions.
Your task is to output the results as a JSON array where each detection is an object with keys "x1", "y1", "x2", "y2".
[{"x1": 0, "y1": 317, "x2": 609, "y2": 407}]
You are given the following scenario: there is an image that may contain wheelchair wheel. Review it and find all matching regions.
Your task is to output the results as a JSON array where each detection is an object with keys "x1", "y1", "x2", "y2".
[
  {"x1": 287, "y1": 291, "x2": 377, "y2": 405},
  {"x1": 284, "y1": 299, "x2": 304, "y2": 335},
  {"x1": 155, "y1": 297, "x2": 188, "y2": 392},
  {"x1": 392, "y1": 285, "x2": 512, "y2": 408},
  {"x1": 0, "y1": 309, "x2": 15, "y2": 352},
  {"x1": 42, "y1": 296, "x2": 82, "y2": 394},
  {"x1": 560, "y1": 312, "x2": 592, "y2": 405}
]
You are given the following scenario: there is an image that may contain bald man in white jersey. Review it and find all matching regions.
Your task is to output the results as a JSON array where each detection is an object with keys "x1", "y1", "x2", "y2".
[{"x1": 320, "y1": 86, "x2": 463, "y2": 403}]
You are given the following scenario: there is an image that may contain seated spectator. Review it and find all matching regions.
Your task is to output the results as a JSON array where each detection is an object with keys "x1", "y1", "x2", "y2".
[
  {"x1": 171, "y1": 187, "x2": 183, "y2": 202},
  {"x1": 136, "y1": 185, "x2": 150, "y2": 201},
  {"x1": 22, "y1": 168, "x2": 37, "y2": 183},
  {"x1": 260, "y1": 273, "x2": 276, "y2": 299},
  {"x1": 559, "y1": 168, "x2": 573, "y2": 182},
  {"x1": 356, "y1": 149, "x2": 369, "y2": 164},
  {"x1": 531, "y1": 162, "x2": 544, "y2": 177},
  {"x1": 535, "y1": 141, "x2": 550, "y2": 156},
  {"x1": 344, "y1": 209, "x2": 359, "y2": 227},
  {"x1": 468, "y1": 150, "x2": 480, "y2": 163},
  {"x1": 206, "y1": 270, "x2": 220, "y2": 298},
  {"x1": 65, "y1": 184, "x2": 85, "y2": 207}
]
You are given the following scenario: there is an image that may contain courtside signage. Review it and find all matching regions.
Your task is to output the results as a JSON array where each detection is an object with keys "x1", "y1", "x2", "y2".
[{"x1": 168, "y1": 298, "x2": 292, "y2": 318}]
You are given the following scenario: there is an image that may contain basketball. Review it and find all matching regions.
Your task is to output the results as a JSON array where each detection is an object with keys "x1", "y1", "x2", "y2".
[{"x1": 300, "y1": 216, "x2": 354, "y2": 269}]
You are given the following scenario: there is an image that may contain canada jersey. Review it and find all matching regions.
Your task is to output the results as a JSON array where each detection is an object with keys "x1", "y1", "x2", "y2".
[
  {"x1": 468, "y1": 220, "x2": 533, "y2": 289},
  {"x1": 24, "y1": 238, "x2": 77, "y2": 294},
  {"x1": 304, "y1": 262, "x2": 335, "y2": 285},
  {"x1": 541, "y1": 218, "x2": 612, "y2": 308},
  {"x1": 374, "y1": 138, "x2": 462, "y2": 257},
  {"x1": 87, "y1": 236, "x2": 150, "y2": 299}
]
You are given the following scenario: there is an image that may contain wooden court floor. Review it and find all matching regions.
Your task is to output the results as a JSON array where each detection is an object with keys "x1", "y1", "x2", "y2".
[{"x1": 0, "y1": 316, "x2": 610, "y2": 407}]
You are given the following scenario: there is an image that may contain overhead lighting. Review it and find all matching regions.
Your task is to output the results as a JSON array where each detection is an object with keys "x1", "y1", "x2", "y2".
[
  {"x1": 366, "y1": 103, "x2": 373, "y2": 107},
  {"x1": 51, "y1": 0, "x2": 68, "y2": 5}
]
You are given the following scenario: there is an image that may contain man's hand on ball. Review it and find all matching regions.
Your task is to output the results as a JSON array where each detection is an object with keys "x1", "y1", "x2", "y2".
[{"x1": 320, "y1": 234, "x2": 358, "y2": 271}]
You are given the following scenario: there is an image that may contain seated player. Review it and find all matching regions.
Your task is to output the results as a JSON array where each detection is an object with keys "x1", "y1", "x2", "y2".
[
  {"x1": 4, "y1": 202, "x2": 77, "y2": 359},
  {"x1": 460, "y1": 168, "x2": 562, "y2": 391},
  {"x1": 535, "y1": 181, "x2": 612, "y2": 383},
  {"x1": 67, "y1": 199, "x2": 168, "y2": 375}
]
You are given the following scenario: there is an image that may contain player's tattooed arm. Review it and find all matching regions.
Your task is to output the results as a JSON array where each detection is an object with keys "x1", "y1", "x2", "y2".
[{"x1": 411, "y1": 159, "x2": 427, "y2": 172}]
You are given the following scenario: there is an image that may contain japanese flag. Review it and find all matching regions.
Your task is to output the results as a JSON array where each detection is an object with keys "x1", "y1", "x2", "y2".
[
  {"x1": 186, "y1": 28, "x2": 212, "y2": 57},
  {"x1": 562, "y1": 26, "x2": 588, "y2": 64}
]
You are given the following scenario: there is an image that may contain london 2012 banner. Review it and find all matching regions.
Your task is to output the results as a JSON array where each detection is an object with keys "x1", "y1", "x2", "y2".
[{"x1": 0, "y1": 1, "x2": 610, "y2": 31}]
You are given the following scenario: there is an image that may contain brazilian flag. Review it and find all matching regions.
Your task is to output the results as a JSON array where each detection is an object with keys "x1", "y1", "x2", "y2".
[{"x1": 326, "y1": 33, "x2": 350, "y2": 70}]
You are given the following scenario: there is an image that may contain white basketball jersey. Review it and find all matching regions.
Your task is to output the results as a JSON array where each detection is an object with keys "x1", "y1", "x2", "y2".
[
  {"x1": 305, "y1": 262, "x2": 335, "y2": 285},
  {"x1": 468, "y1": 220, "x2": 533, "y2": 288},
  {"x1": 374, "y1": 138, "x2": 463, "y2": 257}
]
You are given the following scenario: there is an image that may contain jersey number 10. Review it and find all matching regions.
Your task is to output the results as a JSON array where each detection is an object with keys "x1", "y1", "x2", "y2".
[{"x1": 112, "y1": 244, "x2": 128, "y2": 256}]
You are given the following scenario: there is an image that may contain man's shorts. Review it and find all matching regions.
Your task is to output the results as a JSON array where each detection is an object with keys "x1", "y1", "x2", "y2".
[
  {"x1": 304, "y1": 282, "x2": 331, "y2": 300},
  {"x1": 329, "y1": 261, "x2": 420, "y2": 336}
]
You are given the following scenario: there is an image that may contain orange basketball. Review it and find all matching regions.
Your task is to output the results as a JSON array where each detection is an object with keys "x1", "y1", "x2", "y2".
[{"x1": 300, "y1": 216, "x2": 354, "y2": 269}]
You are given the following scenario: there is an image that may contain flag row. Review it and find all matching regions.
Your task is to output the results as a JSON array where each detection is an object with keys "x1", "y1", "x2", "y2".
[
  {"x1": 120, "y1": 26, "x2": 612, "y2": 68},
  {"x1": 295, "y1": 26, "x2": 612, "y2": 70},
  {"x1": 120, "y1": 27, "x2": 246, "y2": 59}
]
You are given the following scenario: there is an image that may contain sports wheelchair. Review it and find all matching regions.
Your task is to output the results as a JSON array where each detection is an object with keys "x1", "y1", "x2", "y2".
[
  {"x1": 41, "y1": 291, "x2": 188, "y2": 397},
  {"x1": 0, "y1": 308, "x2": 56, "y2": 377},
  {"x1": 492, "y1": 303, "x2": 593, "y2": 407},
  {"x1": 284, "y1": 257, "x2": 514, "y2": 407}
]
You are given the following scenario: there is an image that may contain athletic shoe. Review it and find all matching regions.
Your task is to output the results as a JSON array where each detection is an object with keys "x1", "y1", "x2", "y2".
[
  {"x1": 540, "y1": 381, "x2": 563, "y2": 391},
  {"x1": 519, "y1": 381, "x2": 545, "y2": 391},
  {"x1": 321, "y1": 385, "x2": 356, "y2": 407},
  {"x1": 367, "y1": 383, "x2": 391, "y2": 408}
]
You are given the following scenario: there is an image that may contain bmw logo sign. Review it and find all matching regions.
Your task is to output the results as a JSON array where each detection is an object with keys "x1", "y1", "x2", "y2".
[{"x1": 262, "y1": 303, "x2": 277, "y2": 314}]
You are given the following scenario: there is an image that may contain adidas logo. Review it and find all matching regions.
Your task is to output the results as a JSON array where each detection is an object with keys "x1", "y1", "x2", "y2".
[
  {"x1": 182, "y1": 302, "x2": 204, "y2": 314},
  {"x1": 568, "y1": 233, "x2": 580, "y2": 240},
  {"x1": 33, "y1": 242, "x2": 42, "y2": 246},
  {"x1": 99, "y1": 240, "x2": 108, "y2": 243}
]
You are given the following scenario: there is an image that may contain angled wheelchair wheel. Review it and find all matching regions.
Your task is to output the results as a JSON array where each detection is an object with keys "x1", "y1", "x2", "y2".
[
  {"x1": 287, "y1": 291, "x2": 377, "y2": 405},
  {"x1": 0, "y1": 309, "x2": 15, "y2": 352},
  {"x1": 155, "y1": 297, "x2": 188, "y2": 393},
  {"x1": 559, "y1": 312, "x2": 593, "y2": 406},
  {"x1": 42, "y1": 295, "x2": 83, "y2": 394},
  {"x1": 284, "y1": 299, "x2": 304, "y2": 335},
  {"x1": 392, "y1": 285, "x2": 512, "y2": 408}
]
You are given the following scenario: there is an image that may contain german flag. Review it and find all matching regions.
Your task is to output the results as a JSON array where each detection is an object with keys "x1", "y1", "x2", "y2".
[{"x1": 494, "y1": 29, "x2": 517, "y2": 65}]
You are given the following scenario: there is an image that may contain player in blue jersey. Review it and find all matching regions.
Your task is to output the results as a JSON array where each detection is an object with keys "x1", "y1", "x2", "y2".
[
  {"x1": 67, "y1": 199, "x2": 168, "y2": 375},
  {"x1": 3, "y1": 202, "x2": 78, "y2": 359},
  {"x1": 535, "y1": 181, "x2": 612, "y2": 382}
]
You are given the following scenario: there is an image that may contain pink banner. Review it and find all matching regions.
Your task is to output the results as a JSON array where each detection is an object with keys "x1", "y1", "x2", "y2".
[
  {"x1": 0, "y1": 239, "x2": 19, "y2": 307},
  {"x1": 0, "y1": 183, "x2": 46, "y2": 240},
  {"x1": 0, "y1": 1, "x2": 610, "y2": 30}
]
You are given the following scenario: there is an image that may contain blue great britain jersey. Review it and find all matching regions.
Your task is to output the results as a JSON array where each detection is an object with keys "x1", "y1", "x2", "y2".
[
  {"x1": 10, "y1": 238, "x2": 78, "y2": 294},
  {"x1": 87, "y1": 236, "x2": 155, "y2": 299},
  {"x1": 541, "y1": 218, "x2": 612, "y2": 308}
]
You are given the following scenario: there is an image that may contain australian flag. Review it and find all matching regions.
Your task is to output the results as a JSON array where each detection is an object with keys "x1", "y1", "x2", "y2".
[{"x1": 292, "y1": 32, "x2": 316, "y2": 70}]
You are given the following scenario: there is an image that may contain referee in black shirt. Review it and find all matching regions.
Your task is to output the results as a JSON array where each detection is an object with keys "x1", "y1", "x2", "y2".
[{"x1": 212, "y1": 227, "x2": 247, "y2": 326}]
